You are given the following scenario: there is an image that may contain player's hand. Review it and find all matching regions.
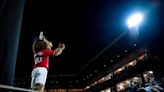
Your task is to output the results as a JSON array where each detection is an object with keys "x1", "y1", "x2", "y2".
[
  {"x1": 49, "y1": 42, "x2": 53, "y2": 48},
  {"x1": 54, "y1": 48, "x2": 62, "y2": 56},
  {"x1": 58, "y1": 43, "x2": 65, "y2": 50}
]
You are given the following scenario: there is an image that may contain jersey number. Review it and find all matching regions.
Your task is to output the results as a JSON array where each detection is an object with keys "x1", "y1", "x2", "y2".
[
  {"x1": 34, "y1": 52, "x2": 43, "y2": 64},
  {"x1": 34, "y1": 57, "x2": 42, "y2": 64}
]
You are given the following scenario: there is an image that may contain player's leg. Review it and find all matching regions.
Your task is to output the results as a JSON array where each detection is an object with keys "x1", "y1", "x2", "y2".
[
  {"x1": 31, "y1": 68, "x2": 37, "y2": 89},
  {"x1": 33, "y1": 67, "x2": 47, "y2": 92},
  {"x1": 30, "y1": 76, "x2": 35, "y2": 89},
  {"x1": 32, "y1": 83, "x2": 44, "y2": 92}
]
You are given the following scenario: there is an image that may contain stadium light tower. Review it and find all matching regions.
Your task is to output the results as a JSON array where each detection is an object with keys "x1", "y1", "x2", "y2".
[
  {"x1": 126, "y1": 12, "x2": 144, "y2": 38},
  {"x1": 126, "y1": 12, "x2": 144, "y2": 29},
  {"x1": 79, "y1": 12, "x2": 144, "y2": 71}
]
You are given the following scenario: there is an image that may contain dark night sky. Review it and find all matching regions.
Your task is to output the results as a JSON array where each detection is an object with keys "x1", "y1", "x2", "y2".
[{"x1": 15, "y1": 0, "x2": 163, "y2": 80}]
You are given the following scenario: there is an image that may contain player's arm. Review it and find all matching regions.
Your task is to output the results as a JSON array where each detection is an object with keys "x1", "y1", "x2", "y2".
[
  {"x1": 32, "y1": 40, "x2": 37, "y2": 53},
  {"x1": 42, "y1": 48, "x2": 63, "y2": 56},
  {"x1": 42, "y1": 49, "x2": 55, "y2": 56},
  {"x1": 42, "y1": 43, "x2": 65, "y2": 56},
  {"x1": 54, "y1": 43, "x2": 65, "y2": 56}
]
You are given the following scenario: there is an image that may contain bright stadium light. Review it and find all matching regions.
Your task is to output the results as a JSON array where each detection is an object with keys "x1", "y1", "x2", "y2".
[
  {"x1": 126, "y1": 12, "x2": 144, "y2": 39},
  {"x1": 126, "y1": 12, "x2": 144, "y2": 28}
]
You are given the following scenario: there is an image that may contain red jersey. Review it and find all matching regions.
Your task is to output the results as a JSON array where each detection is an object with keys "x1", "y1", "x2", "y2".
[{"x1": 33, "y1": 49, "x2": 55, "y2": 69}]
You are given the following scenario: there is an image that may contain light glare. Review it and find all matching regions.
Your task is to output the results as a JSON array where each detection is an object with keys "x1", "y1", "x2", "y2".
[{"x1": 127, "y1": 12, "x2": 144, "y2": 28}]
